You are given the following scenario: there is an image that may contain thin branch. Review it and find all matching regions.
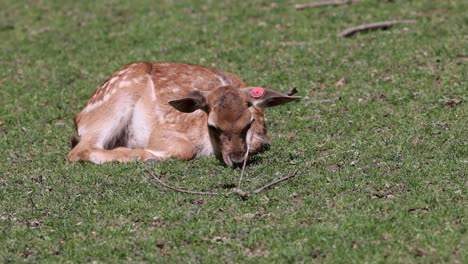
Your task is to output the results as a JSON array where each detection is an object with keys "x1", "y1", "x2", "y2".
[
  {"x1": 261, "y1": 39, "x2": 328, "y2": 47},
  {"x1": 253, "y1": 170, "x2": 299, "y2": 194},
  {"x1": 295, "y1": 0, "x2": 358, "y2": 10},
  {"x1": 238, "y1": 132, "x2": 254, "y2": 189},
  {"x1": 147, "y1": 168, "x2": 222, "y2": 196},
  {"x1": 338, "y1": 20, "x2": 416, "y2": 37},
  {"x1": 231, "y1": 188, "x2": 250, "y2": 199},
  {"x1": 147, "y1": 165, "x2": 298, "y2": 199},
  {"x1": 310, "y1": 97, "x2": 341, "y2": 104},
  {"x1": 148, "y1": 167, "x2": 249, "y2": 198}
]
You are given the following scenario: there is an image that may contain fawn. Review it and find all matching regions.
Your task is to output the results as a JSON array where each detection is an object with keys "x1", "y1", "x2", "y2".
[{"x1": 68, "y1": 62, "x2": 299, "y2": 167}]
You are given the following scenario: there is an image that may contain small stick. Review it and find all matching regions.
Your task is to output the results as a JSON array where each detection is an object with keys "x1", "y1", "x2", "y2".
[
  {"x1": 238, "y1": 132, "x2": 254, "y2": 189},
  {"x1": 253, "y1": 170, "x2": 299, "y2": 194},
  {"x1": 295, "y1": 0, "x2": 358, "y2": 10},
  {"x1": 147, "y1": 168, "x2": 221, "y2": 196},
  {"x1": 338, "y1": 20, "x2": 416, "y2": 37},
  {"x1": 231, "y1": 188, "x2": 250, "y2": 199},
  {"x1": 310, "y1": 97, "x2": 341, "y2": 104}
]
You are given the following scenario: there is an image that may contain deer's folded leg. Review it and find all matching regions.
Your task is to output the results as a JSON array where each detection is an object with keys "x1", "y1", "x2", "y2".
[
  {"x1": 145, "y1": 130, "x2": 196, "y2": 161},
  {"x1": 68, "y1": 144, "x2": 168, "y2": 164}
]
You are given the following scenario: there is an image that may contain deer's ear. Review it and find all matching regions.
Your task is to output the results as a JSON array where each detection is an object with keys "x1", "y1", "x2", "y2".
[
  {"x1": 168, "y1": 91, "x2": 208, "y2": 113},
  {"x1": 243, "y1": 87, "x2": 300, "y2": 108}
]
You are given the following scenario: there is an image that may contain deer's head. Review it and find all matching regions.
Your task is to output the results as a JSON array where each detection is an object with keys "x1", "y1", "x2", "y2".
[{"x1": 169, "y1": 86, "x2": 299, "y2": 167}]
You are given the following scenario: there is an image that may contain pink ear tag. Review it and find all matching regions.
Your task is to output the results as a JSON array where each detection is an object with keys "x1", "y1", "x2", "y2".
[{"x1": 251, "y1": 87, "x2": 265, "y2": 98}]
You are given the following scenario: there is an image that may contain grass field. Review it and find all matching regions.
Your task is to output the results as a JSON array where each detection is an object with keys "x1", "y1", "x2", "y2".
[{"x1": 0, "y1": 0, "x2": 466, "y2": 262}]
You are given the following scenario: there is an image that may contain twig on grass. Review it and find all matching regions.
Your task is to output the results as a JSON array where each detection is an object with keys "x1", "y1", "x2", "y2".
[
  {"x1": 310, "y1": 97, "x2": 341, "y2": 104},
  {"x1": 147, "y1": 168, "x2": 222, "y2": 196},
  {"x1": 238, "y1": 132, "x2": 255, "y2": 190},
  {"x1": 147, "y1": 162, "x2": 298, "y2": 199},
  {"x1": 253, "y1": 169, "x2": 299, "y2": 194},
  {"x1": 295, "y1": 0, "x2": 358, "y2": 10},
  {"x1": 338, "y1": 20, "x2": 416, "y2": 37},
  {"x1": 231, "y1": 188, "x2": 250, "y2": 199}
]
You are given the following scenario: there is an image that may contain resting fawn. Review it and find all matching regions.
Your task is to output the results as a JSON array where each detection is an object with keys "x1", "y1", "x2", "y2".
[{"x1": 68, "y1": 62, "x2": 299, "y2": 167}]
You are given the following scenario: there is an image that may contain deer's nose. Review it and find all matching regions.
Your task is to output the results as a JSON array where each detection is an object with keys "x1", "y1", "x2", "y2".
[
  {"x1": 230, "y1": 153, "x2": 245, "y2": 168},
  {"x1": 231, "y1": 160, "x2": 244, "y2": 168}
]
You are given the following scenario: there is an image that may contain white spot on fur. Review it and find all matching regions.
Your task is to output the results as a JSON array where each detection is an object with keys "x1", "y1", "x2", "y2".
[
  {"x1": 117, "y1": 68, "x2": 130, "y2": 75},
  {"x1": 109, "y1": 77, "x2": 118, "y2": 86},
  {"x1": 83, "y1": 89, "x2": 114, "y2": 113},
  {"x1": 83, "y1": 100, "x2": 104, "y2": 113},
  {"x1": 216, "y1": 74, "x2": 229, "y2": 86},
  {"x1": 118, "y1": 80, "x2": 132, "y2": 88}
]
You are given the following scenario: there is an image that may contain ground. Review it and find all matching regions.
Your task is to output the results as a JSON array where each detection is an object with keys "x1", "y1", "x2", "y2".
[{"x1": 0, "y1": 0, "x2": 466, "y2": 263}]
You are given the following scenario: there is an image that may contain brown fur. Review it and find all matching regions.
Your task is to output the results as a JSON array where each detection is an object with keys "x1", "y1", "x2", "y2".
[{"x1": 68, "y1": 62, "x2": 299, "y2": 167}]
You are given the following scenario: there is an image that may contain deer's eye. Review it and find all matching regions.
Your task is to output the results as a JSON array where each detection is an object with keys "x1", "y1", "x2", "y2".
[{"x1": 208, "y1": 124, "x2": 220, "y2": 132}]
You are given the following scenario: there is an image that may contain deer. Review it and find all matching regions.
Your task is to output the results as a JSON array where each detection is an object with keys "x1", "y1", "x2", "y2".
[{"x1": 67, "y1": 62, "x2": 299, "y2": 168}]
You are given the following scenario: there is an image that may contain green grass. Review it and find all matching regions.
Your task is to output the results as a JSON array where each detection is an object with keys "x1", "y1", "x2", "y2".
[{"x1": 1, "y1": 0, "x2": 466, "y2": 262}]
